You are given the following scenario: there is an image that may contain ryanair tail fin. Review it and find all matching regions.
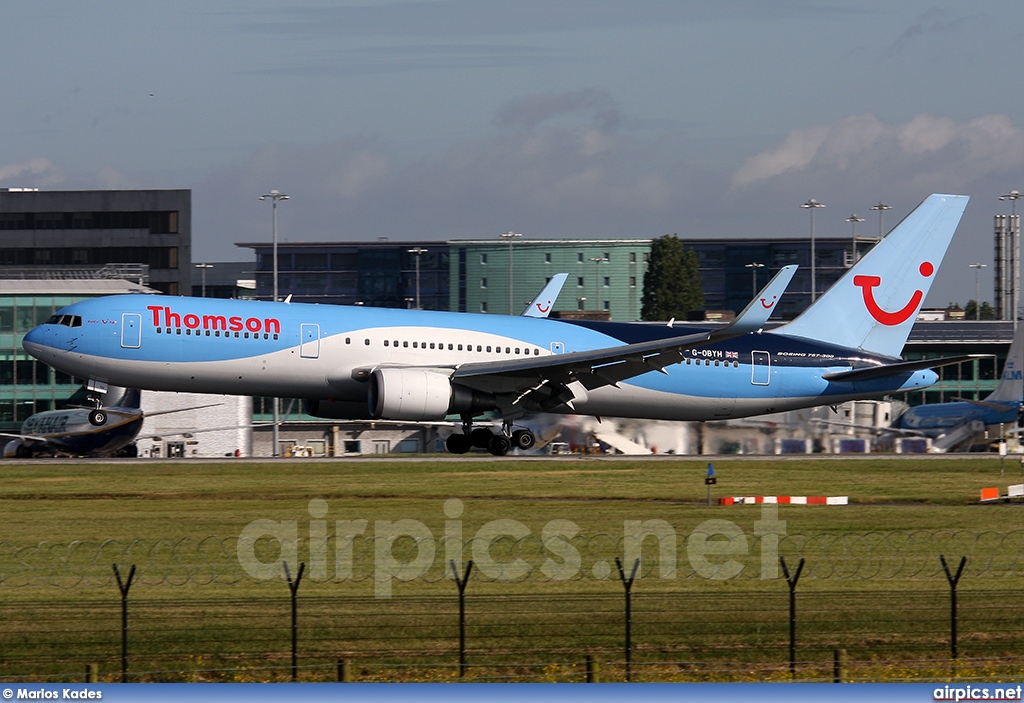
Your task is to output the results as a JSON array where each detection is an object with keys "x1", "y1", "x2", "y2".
[{"x1": 774, "y1": 194, "x2": 969, "y2": 357}]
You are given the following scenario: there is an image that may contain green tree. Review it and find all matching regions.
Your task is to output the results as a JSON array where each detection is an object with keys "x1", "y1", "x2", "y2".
[
  {"x1": 641, "y1": 234, "x2": 704, "y2": 321},
  {"x1": 964, "y1": 300, "x2": 996, "y2": 320}
]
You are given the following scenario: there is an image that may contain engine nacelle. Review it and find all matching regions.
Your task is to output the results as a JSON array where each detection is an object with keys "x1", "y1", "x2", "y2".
[
  {"x1": 305, "y1": 398, "x2": 375, "y2": 421},
  {"x1": 3, "y1": 440, "x2": 28, "y2": 459},
  {"x1": 368, "y1": 367, "x2": 496, "y2": 421}
]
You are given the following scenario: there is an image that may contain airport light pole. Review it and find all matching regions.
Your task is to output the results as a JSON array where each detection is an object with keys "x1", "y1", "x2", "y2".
[
  {"x1": 195, "y1": 263, "x2": 213, "y2": 298},
  {"x1": 969, "y1": 263, "x2": 987, "y2": 320},
  {"x1": 259, "y1": 189, "x2": 289, "y2": 458},
  {"x1": 845, "y1": 214, "x2": 865, "y2": 265},
  {"x1": 870, "y1": 201, "x2": 892, "y2": 239},
  {"x1": 745, "y1": 262, "x2": 764, "y2": 298},
  {"x1": 500, "y1": 231, "x2": 522, "y2": 315},
  {"x1": 801, "y1": 199, "x2": 826, "y2": 302},
  {"x1": 408, "y1": 247, "x2": 427, "y2": 309}
]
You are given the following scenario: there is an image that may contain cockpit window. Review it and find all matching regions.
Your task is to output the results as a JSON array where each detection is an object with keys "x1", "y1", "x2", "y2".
[{"x1": 45, "y1": 314, "x2": 82, "y2": 328}]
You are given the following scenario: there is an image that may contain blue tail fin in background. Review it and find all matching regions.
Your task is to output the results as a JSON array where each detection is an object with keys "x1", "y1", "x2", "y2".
[
  {"x1": 988, "y1": 322, "x2": 1024, "y2": 403},
  {"x1": 774, "y1": 194, "x2": 969, "y2": 357}
]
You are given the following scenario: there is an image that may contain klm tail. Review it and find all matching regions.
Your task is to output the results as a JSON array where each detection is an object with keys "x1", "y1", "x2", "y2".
[
  {"x1": 774, "y1": 194, "x2": 969, "y2": 357},
  {"x1": 988, "y1": 323, "x2": 1024, "y2": 403}
]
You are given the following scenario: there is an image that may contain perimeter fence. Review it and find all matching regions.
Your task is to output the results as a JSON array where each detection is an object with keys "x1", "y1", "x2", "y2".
[
  {"x1": 1, "y1": 531, "x2": 1024, "y2": 683},
  {"x1": 2, "y1": 529, "x2": 1024, "y2": 588}
]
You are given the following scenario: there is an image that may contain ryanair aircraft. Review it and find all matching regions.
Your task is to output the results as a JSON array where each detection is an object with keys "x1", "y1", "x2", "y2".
[{"x1": 24, "y1": 194, "x2": 976, "y2": 455}]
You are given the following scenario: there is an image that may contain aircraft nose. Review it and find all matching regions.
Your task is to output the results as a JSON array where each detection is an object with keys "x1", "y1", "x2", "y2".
[{"x1": 23, "y1": 325, "x2": 54, "y2": 359}]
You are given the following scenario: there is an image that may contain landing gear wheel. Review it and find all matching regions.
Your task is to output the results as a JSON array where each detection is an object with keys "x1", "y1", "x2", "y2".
[
  {"x1": 488, "y1": 434, "x2": 511, "y2": 456},
  {"x1": 470, "y1": 427, "x2": 494, "y2": 449},
  {"x1": 446, "y1": 433, "x2": 472, "y2": 454},
  {"x1": 14, "y1": 444, "x2": 31, "y2": 458},
  {"x1": 511, "y1": 429, "x2": 536, "y2": 451},
  {"x1": 88, "y1": 409, "x2": 107, "y2": 426}
]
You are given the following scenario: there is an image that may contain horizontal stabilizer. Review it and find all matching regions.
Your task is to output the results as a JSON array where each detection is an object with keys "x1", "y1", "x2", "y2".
[{"x1": 822, "y1": 354, "x2": 990, "y2": 382}]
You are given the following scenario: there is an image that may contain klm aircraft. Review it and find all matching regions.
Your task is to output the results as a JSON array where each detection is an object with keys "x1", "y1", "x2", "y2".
[
  {"x1": 899, "y1": 321, "x2": 1024, "y2": 437},
  {"x1": 24, "y1": 194, "x2": 976, "y2": 455}
]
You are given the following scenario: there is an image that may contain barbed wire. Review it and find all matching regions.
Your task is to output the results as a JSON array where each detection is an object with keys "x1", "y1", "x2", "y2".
[{"x1": 2, "y1": 530, "x2": 1024, "y2": 588}]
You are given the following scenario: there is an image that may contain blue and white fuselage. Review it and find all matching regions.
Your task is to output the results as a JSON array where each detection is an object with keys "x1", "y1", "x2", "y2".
[
  {"x1": 22, "y1": 194, "x2": 976, "y2": 455},
  {"x1": 24, "y1": 295, "x2": 934, "y2": 420}
]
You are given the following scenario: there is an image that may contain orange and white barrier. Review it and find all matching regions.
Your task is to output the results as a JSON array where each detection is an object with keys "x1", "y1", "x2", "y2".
[
  {"x1": 719, "y1": 496, "x2": 848, "y2": 506},
  {"x1": 980, "y1": 484, "x2": 1024, "y2": 502}
]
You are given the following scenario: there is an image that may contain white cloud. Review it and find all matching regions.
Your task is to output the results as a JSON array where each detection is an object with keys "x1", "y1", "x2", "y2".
[
  {"x1": 732, "y1": 113, "x2": 1024, "y2": 189},
  {"x1": 0, "y1": 158, "x2": 64, "y2": 186}
]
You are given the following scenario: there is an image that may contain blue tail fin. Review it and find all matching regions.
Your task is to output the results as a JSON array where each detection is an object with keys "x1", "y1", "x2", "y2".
[
  {"x1": 522, "y1": 273, "x2": 568, "y2": 318},
  {"x1": 774, "y1": 194, "x2": 969, "y2": 357},
  {"x1": 988, "y1": 323, "x2": 1024, "y2": 403}
]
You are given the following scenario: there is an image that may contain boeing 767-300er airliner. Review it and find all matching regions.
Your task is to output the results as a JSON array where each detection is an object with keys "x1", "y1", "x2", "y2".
[{"x1": 24, "y1": 194, "x2": 978, "y2": 455}]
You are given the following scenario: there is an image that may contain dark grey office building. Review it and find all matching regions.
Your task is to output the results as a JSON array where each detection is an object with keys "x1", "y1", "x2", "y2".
[
  {"x1": 236, "y1": 241, "x2": 449, "y2": 310},
  {"x1": 0, "y1": 188, "x2": 191, "y2": 295}
]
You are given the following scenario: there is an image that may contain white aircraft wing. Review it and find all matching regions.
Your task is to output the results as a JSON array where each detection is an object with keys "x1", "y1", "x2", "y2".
[
  {"x1": 448, "y1": 265, "x2": 797, "y2": 405},
  {"x1": 0, "y1": 431, "x2": 50, "y2": 443}
]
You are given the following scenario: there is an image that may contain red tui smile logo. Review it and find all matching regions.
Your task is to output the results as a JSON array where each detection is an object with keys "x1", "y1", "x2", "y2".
[
  {"x1": 854, "y1": 262, "x2": 934, "y2": 326},
  {"x1": 535, "y1": 301, "x2": 552, "y2": 314},
  {"x1": 760, "y1": 295, "x2": 777, "y2": 309}
]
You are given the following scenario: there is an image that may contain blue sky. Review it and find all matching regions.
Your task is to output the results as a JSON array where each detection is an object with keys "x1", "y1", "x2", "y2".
[{"x1": 2, "y1": 1, "x2": 1023, "y2": 307}]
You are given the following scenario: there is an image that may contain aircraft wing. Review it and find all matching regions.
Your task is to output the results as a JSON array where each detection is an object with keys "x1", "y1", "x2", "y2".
[
  {"x1": 0, "y1": 431, "x2": 51, "y2": 443},
  {"x1": 821, "y1": 355, "x2": 991, "y2": 382},
  {"x1": 809, "y1": 418, "x2": 926, "y2": 437},
  {"x1": 135, "y1": 421, "x2": 275, "y2": 442},
  {"x1": 450, "y1": 265, "x2": 797, "y2": 403},
  {"x1": 522, "y1": 273, "x2": 568, "y2": 318}
]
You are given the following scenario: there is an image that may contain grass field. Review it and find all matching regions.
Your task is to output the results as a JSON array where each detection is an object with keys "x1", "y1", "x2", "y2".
[{"x1": 2, "y1": 454, "x2": 1024, "y2": 682}]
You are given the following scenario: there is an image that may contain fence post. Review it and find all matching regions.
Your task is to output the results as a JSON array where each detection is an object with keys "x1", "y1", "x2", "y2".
[
  {"x1": 833, "y1": 648, "x2": 846, "y2": 683},
  {"x1": 614, "y1": 557, "x2": 639, "y2": 682},
  {"x1": 940, "y1": 555, "x2": 967, "y2": 664},
  {"x1": 337, "y1": 658, "x2": 350, "y2": 682},
  {"x1": 85, "y1": 664, "x2": 98, "y2": 683},
  {"x1": 283, "y1": 561, "x2": 306, "y2": 682},
  {"x1": 585, "y1": 654, "x2": 601, "y2": 683},
  {"x1": 779, "y1": 556, "x2": 804, "y2": 679},
  {"x1": 112, "y1": 564, "x2": 136, "y2": 684},
  {"x1": 450, "y1": 559, "x2": 474, "y2": 678}
]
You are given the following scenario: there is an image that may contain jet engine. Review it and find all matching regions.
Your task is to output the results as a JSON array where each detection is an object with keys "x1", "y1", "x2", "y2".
[
  {"x1": 3, "y1": 440, "x2": 31, "y2": 459},
  {"x1": 367, "y1": 367, "x2": 495, "y2": 421}
]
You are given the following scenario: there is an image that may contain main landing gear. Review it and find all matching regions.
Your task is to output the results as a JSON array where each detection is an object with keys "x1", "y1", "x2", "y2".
[{"x1": 445, "y1": 419, "x2": 536, "y2": 456}]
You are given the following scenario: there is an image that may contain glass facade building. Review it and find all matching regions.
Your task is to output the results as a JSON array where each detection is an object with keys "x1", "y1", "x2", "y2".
[{"x1": 236, "y1": 242, "x2": 449, "y2": 310}]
